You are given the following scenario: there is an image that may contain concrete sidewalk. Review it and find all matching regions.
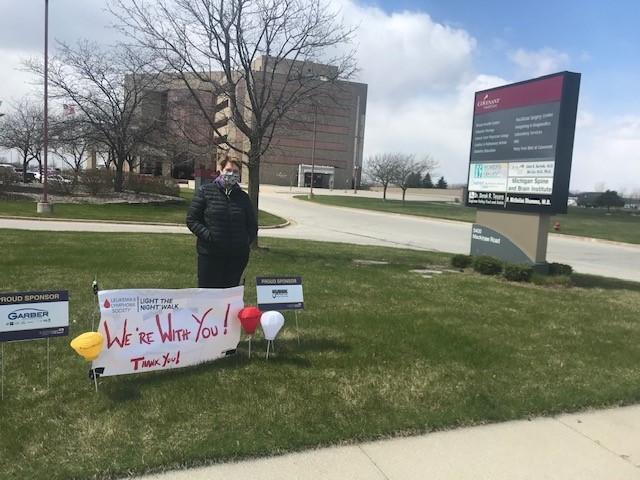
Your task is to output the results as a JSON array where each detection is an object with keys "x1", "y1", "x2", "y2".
[{"x1": 139, "y1": 405, "x2": 640, "y2": 479}]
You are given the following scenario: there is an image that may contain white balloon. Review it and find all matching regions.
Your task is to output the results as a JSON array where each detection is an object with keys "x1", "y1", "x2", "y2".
[{"x1": 260, "y1": 311, "x2": 285, "y2": 340}]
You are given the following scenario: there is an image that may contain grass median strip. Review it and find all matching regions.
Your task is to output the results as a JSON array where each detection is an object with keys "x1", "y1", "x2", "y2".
[
  {"x1": 0, "y1": 190, "x2": 286, "y2": 227},
  {"x1": 296, "y1": 195, "x2": 640, "y2": 244},
  {"x1": 1, "y1": 230, "x2": 640, "y2": 479}
]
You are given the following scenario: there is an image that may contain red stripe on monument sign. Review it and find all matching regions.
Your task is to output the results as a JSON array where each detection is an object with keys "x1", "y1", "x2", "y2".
[{"x1": 474, "y1": 75, "x2": 564, "y2": 114}]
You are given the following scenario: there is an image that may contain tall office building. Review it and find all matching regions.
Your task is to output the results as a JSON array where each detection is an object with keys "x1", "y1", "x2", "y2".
[{"x1": 135, "y1": 56, "x2": 367, "y2": 188}]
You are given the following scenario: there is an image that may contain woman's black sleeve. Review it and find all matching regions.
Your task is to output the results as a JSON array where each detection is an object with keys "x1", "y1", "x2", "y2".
[{"x1": 186, "y1": 187, "x2": 212, "y2": 242}]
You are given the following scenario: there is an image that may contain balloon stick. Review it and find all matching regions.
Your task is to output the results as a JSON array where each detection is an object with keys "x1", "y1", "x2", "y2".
[
  {"x1": 248, "y1": 336, "x2": 252, "y2": 359},
  {"x1": 93, "y1": 369, "x2": 98, "y2": 393},
  {"x1": 266, "y1": 340, "x2": 271, "y2": 360},
  {"x1": 92, "y1": 275, "x2": 99, "y2": 331}
]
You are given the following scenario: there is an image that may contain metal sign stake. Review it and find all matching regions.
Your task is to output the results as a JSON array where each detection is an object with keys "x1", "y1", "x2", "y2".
[
  {"x1": 1, "y1": 343, "x2": 4, "y2": 400},
  {"x1": 294, "y1": 311, "x2": 300, "y2": 344},
  {"x1": 46, "y1": 337, "x2": 50, "y2": 389}
]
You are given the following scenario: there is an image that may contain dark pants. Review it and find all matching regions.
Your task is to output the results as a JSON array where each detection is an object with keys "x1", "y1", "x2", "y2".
[{"x1": 197, "y1": 250, "x2": 250, "y2": 288}]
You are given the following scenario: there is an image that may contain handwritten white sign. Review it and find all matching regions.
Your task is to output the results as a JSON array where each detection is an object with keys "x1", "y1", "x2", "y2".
[{"x1": 93, "y1": 287, "x2": 243, "y2": 377}]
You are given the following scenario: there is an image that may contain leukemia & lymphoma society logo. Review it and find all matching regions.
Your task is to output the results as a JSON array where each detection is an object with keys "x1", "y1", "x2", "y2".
[
  {"x1": 477, "y1": 93, "x2": 501, "y2": 110},
  {"x1": 103, "y1": 296, "x2": 137, "y2": 314}
]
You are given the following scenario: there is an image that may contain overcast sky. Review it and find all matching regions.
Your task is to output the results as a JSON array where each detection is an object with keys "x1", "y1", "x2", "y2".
[{"x1": 1, "y1": 0, "x2": 639, "y2": 192}]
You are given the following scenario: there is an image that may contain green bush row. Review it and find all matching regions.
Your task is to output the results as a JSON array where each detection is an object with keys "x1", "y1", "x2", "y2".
[
  {"x1": 124, "y1": 173, "x2": 180, "y2": 197},
  {"x1": 73, "y1": 170, "x2": 181, "y2": 197},
  {"x1": 450, "y1": 254, "x2": 572, "y2": 283},
  {"x1": 0, "y1": 167, "x2": 19, "y2": 191}
]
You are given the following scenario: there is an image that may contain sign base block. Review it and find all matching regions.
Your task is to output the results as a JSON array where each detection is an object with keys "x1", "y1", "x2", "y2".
[
  {"x1": 37, "y1": 202, "x2": 53, "y2": 214},
  {"x1": 471, "y1": 210, "x2": 551, "y2": 267}
]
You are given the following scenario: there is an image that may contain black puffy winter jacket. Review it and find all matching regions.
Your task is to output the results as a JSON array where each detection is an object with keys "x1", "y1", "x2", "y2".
[{"x1": 186, "y1": 183, "x2": 258, "y2": 254}]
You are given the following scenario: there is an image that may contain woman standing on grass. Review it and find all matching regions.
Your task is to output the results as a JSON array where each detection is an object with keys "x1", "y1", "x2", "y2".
[{"x1": 186, "y1": 158, "x2": 258, "y2": 288}]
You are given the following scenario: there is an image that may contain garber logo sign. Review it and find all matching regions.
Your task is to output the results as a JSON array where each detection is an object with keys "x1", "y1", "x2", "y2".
[
  {"x1": 7, "y1": 308, "x2": 49, "y2": 321},
  {"x1": 477, "y1": 93, "x2": 501, "y2": 110}
]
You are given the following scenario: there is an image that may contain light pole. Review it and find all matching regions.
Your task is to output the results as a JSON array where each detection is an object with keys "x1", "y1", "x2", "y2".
[
  {"x1": 308, "y1": 104, "x2": 317, "y2": 199},
  {"x1": 37, "y1": 0, "x2": 52, "y2": 214},
  {"x1": 352, "y1": 95, "x2": 361, "y2": 195},
  {"x1": 353, "y1": 164, "x2": 359, "y2": 194}
]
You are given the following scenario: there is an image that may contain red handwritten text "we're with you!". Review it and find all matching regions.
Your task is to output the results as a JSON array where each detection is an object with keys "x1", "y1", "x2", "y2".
[{"x1": 101, "y1": 304, "x2": 232, "y2": 371}]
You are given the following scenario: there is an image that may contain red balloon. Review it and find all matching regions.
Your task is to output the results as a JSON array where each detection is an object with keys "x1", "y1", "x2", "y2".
[{"x1": 238, "y1": 306, "x2": 262, "y2": 334}]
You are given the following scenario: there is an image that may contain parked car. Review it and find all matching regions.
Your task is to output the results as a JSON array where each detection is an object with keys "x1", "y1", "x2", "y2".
[
  {"x1": 32, "y1": 170, "x2": 62, "y2": 183},
  {"x1": 15, "y1": 169, "x2": 36, "y2": 183},
  {"x1": 0, "y1": 163, "x2": 36, "y2": 183},
  {"x1": 49, "y1": 174, "x2": 73, "y2": 184}
]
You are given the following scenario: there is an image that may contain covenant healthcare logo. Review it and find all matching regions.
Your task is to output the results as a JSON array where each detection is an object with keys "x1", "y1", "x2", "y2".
[{"x1": 476, "y1": 93, "x2": 501, "y2": 110}]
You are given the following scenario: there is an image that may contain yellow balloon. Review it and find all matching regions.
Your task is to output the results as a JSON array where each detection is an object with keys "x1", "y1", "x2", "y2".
[{"x1": 70, "y1": 332, "x2": 104, "y2": 361}]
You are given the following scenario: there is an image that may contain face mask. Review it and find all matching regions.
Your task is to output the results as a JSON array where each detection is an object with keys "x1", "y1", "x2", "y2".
[{"x1": 221, "y1": 171, "x2": 240, "y2": 187}]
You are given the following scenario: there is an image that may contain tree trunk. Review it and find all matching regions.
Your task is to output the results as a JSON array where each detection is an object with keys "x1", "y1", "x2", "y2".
[
  {"x1": 383, "y1": 184, "x2": 387, "y2": 201},
  {"x1": 22, "y1": 151, "x2": 29, "y2": 183},
  {"x1": 247, "y1": 156, "x2": 260, "y2": 249},
  {"x1": 114, "y1": 157, "x2": 125, "y2": 192},
  {"x1": 402, "y1": 188, "x2": 407, "y2": 203}
]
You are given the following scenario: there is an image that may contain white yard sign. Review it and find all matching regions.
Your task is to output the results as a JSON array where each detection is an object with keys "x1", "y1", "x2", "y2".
[
  {"x1": 256, "y1": 277, "x2": 304, "y2": 310},
  {"x1": 93, "y1": 287, "x2": 243, "y2": 377}
]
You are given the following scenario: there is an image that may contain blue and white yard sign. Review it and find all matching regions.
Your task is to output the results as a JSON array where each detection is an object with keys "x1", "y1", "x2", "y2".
[{"x1": 0, "y1": 290, "x2": 69, "y2": 342}]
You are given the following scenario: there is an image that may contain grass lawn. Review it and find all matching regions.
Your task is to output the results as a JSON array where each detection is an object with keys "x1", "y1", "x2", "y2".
[
  {"x1": 296, "y1": 195, "x2": 640, "y2": 244},
  {"x1": 1, "y1": 230, "x2": 640, "y2": 479},
  {"x1": 0, "y1": 190, "x2": 286, "y2": 227}
]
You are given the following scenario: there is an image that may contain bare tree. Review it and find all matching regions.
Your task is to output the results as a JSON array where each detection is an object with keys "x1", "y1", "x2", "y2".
[
  {"x1": 24, "y1": 41, "x2": 166, "y2": 192},
  {"x1": 111, "y1": 0, "x2": 357, "y2": 245},
  {"x1": 393, "y1": 154, "x2": 428, "y2": 203},
  {"x1": 594, "y1": 181, "x2": 606, "y2": 192},
  {"x1": 366, "y1": 153, "x2": 400, "y2": 201},
  {"x1": 50, "y1": 113, "x2": 95, "y2": 174},
  {"x1": 0, "y1": 97, "x2": 44, "y2": 182},
  {"x1": 422, "y1": 154, "x2": 439, "y2": 175}
]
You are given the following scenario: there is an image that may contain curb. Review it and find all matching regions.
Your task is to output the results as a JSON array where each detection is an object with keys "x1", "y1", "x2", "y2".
[
  {"x1": 0, "y1": 215, "x2": 181, "y2": 227},
  {"x1": 548, "y1": 232, "x2": 640, "y2": 248},
  {"x1": 258, "y1": 219, "x2": 291, "y2": 229}
]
